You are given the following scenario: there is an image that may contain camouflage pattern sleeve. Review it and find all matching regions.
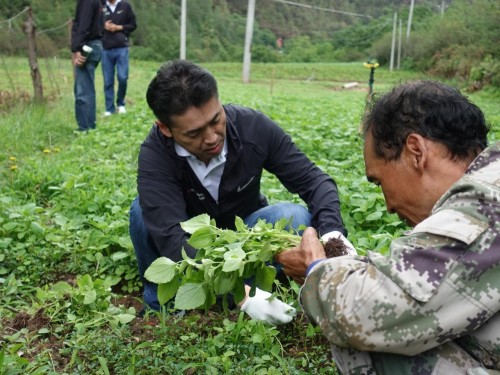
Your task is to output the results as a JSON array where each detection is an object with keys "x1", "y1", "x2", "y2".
[{"x1": 300, "y1": 142, "x2": 500, "y2": 374}]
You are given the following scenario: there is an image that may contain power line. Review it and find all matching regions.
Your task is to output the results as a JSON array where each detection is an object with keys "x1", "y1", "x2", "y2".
[{"x1": 271, "y1": 0, "x2": 372, "y2": 19}]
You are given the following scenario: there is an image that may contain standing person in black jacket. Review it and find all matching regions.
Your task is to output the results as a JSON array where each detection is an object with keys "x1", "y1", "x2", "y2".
[
  {"x1": 130, "y1": 60, "x2": 354, "y2": 324},
  {"x1": 71, "y1": 0, "x2": 105, "y2": 132},
  {"x1": 102, "y1": 0, "x2": 137, "y2": 116}
]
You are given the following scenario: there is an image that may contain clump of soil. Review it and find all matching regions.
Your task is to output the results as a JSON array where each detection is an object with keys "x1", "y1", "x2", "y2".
[
  {"x1": 11, "y1": 309, "x2": 51, "y2": 331},
  {"x1": 323, "y1": 237, "x2": 348, "y2": 258}
]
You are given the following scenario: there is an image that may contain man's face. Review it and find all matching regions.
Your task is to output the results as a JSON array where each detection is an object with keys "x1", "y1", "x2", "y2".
[
  {"x1": 363, "y1": 132, "x2": 432, "y2": 227},
  {"x1": 158, "y1": 97, "x2": 226, "y2": 165}
]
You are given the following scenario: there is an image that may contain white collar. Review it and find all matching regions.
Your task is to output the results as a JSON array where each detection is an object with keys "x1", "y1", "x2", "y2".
[{"x1": 106, "y1": 0, "x2": 121, "y2": 8}]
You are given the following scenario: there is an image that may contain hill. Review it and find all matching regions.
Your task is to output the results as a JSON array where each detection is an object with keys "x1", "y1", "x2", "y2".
[{"x1": 0, "y1": 0, "x2": 499, "y2": 89}]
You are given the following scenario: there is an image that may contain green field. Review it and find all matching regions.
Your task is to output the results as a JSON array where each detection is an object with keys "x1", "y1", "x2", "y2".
[{"x1": 1, "y1": 58, "x2": 499, "y2": 374}]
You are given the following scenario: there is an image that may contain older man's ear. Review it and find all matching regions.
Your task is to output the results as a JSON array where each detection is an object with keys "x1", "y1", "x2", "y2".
[{"x1": 404, "y1": 133, "x2": 429, "y2": 171}]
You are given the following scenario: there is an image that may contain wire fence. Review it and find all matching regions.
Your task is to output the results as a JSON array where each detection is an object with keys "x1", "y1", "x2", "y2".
[{"x1": 0, "y1": 7, "x2": 74, "y2": 110}]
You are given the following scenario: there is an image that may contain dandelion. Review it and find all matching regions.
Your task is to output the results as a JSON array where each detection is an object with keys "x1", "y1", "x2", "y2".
[
  {"x1": 43, "y1": 149, "x2": 51, "y2": 154},
  {"x1": 7, "y1": 157, "x2": 18, "y2": 185}
]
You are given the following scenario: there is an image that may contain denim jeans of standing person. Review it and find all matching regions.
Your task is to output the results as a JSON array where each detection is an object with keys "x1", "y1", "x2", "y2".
[
  {"x1": 129, "y1": 197, "x2": 311, "y2": 312},
  {"x1": 102, "y1": 47, "x2": 129, "y2": 113},
  {"x1": 74, "y1": 39, "x2": 102, "y2": 132}
]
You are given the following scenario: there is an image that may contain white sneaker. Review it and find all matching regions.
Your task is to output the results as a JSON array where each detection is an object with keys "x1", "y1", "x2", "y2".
[
  {"x1": 104, "y1": 111, "x2": 112, "y2": 117},
  {"x1": 118, "y1": 106, "x2": 126, "y2": 114}
]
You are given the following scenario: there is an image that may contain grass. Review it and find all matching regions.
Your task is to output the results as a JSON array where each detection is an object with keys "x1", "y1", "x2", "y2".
[{"x1": 0, "y1": 56, "x2": 499, "y2": 374}]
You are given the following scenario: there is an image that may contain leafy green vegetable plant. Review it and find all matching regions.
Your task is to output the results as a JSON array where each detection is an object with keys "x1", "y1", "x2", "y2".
[{"x1": 145, "y1": 214, "x2": 303, "y2": 311}]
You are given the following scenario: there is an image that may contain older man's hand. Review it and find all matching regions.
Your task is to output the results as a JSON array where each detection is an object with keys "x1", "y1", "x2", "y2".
[{"x1": 274, "y1": 227, "x2": 326, "y2": 284}]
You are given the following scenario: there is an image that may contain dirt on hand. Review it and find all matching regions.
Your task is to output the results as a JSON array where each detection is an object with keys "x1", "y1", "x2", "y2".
[{"x1": 323, "y1": 236, "x2": 348, "y2": 258}]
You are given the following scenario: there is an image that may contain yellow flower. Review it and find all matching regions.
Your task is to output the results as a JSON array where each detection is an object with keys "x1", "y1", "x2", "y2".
[
  {"x1": 10, "y1": 165, "x2": 18, "y2": 170},
  {"x1": 53, "y1": 147, "x2": 61, "y2": 152},
  {"x1": 43, "y1": 149, "x2": 51, "y2": 154},
  {"x1": 9, "y1": 156, "x2": 16, "y2": 161}
]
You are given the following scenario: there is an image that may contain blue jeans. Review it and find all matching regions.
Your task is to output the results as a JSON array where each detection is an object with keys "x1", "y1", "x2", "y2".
[
  {"x1": 74, "y1": 39, "x2": 102, "y2": 131},
  {"x1": 129, "y1": 197, "x2": 311, "y2": 311},
  {"x1": 102, "y1": 47, "x2": 129, "y2": 113}
]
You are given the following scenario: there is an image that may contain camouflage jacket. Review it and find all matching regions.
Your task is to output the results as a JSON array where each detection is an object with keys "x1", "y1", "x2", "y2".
[{"x1": 300, "y1": 142, "x2": 500, "y2": 375}]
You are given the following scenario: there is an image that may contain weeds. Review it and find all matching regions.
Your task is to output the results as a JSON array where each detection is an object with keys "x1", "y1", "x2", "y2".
[{"x1": 1, "y1": 62, "x2": 498, "y2": 374}]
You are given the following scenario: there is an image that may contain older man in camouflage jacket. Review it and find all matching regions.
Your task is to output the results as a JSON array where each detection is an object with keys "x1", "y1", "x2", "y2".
[{"x1": 276, "y1": 80, "x2": 499, "y2": 374}]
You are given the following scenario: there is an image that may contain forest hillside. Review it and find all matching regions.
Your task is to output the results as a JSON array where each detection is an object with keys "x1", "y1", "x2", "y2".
[{"x1": 0, "y1": 0, "x2": 499, "y2": 89}]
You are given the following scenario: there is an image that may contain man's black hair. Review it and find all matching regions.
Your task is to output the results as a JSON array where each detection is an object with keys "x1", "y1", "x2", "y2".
[
  {"x1": 362, "y1": 80, "x2": 490, "y2": 162},
  {"x1": 146, "y1": 59, "x2": 219, "y2": 127}
]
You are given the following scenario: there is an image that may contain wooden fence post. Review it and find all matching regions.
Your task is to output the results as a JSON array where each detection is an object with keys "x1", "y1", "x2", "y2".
[{"x1": 22, "y1": 6, "x2": 44, "y2": 102}]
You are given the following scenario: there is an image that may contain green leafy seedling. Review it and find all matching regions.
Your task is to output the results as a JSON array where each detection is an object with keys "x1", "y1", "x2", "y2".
[{"x1": 145, "y1": 214, "x2": 302, "y2": 312}]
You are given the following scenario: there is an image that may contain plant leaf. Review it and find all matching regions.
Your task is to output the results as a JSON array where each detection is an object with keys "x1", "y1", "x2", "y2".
[
  {"x1": 175, "y1": 283, "x2": 206, "y2": 310},
  {"x1": 51, "y1": 281, "x2": 73, "y2": 294},
  {"x1": 2, "y1": 222, "x2": 17, "y2": 231},
  {"x1": 234, "y1": 216, "x2": 247, "y2": 232},
  {"x1": 83, "y1": 290, "x2": 97, "y2": 305},
  {"x1": 30, "y1": 221, "x2": 45, "y2": 235},
  {"x1": 77, "y1": 274, "x2": 93, "y2": 289},
  {"x1": 187, "y1": 226, "x2": 216, "y2": 249},
  {"x1": 366, "y1": 211, "x2": 383, "y2": 221},
  {"x1": 158, "y1": 278, "x2": 180, "y2": 305},
  {"x1": 116, "y1": 314, "x2": 136, "y2": 324},
  {"x1": 180, "y1": 214, "x2": 211, "y2": 234},
  {"x1": 226, "y1": 241, "x2": 245, "y2": 251},
  {"x1": 110, "y1": 251, "x2": 129, "y2": 261},
  {"x1": 232, "y1": 280, "x2": 246, "y2": 304},
  {"x1": 222, "y1": 248, "x2": 246, "y2": 272},
  {"x1": 255, "y1": 265, "x2": 277, "y2": 292},
  {"x1": 214, "y1": 273, "x2": 236, "y2": 295},
  {"x1": 144, "y1": 257, "x2": 178, "y2": 284}
]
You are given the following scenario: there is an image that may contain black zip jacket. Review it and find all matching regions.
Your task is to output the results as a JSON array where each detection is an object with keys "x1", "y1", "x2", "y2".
[
  {"x1": 137, "y1": 105, "x2": 346, "y2": 262},
  {"x1": 71, "y1": 0, "x2": 105, "y2": 53},
  {"x1": 102, "y1": 1, "x2": 137, "y2": 50}
]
